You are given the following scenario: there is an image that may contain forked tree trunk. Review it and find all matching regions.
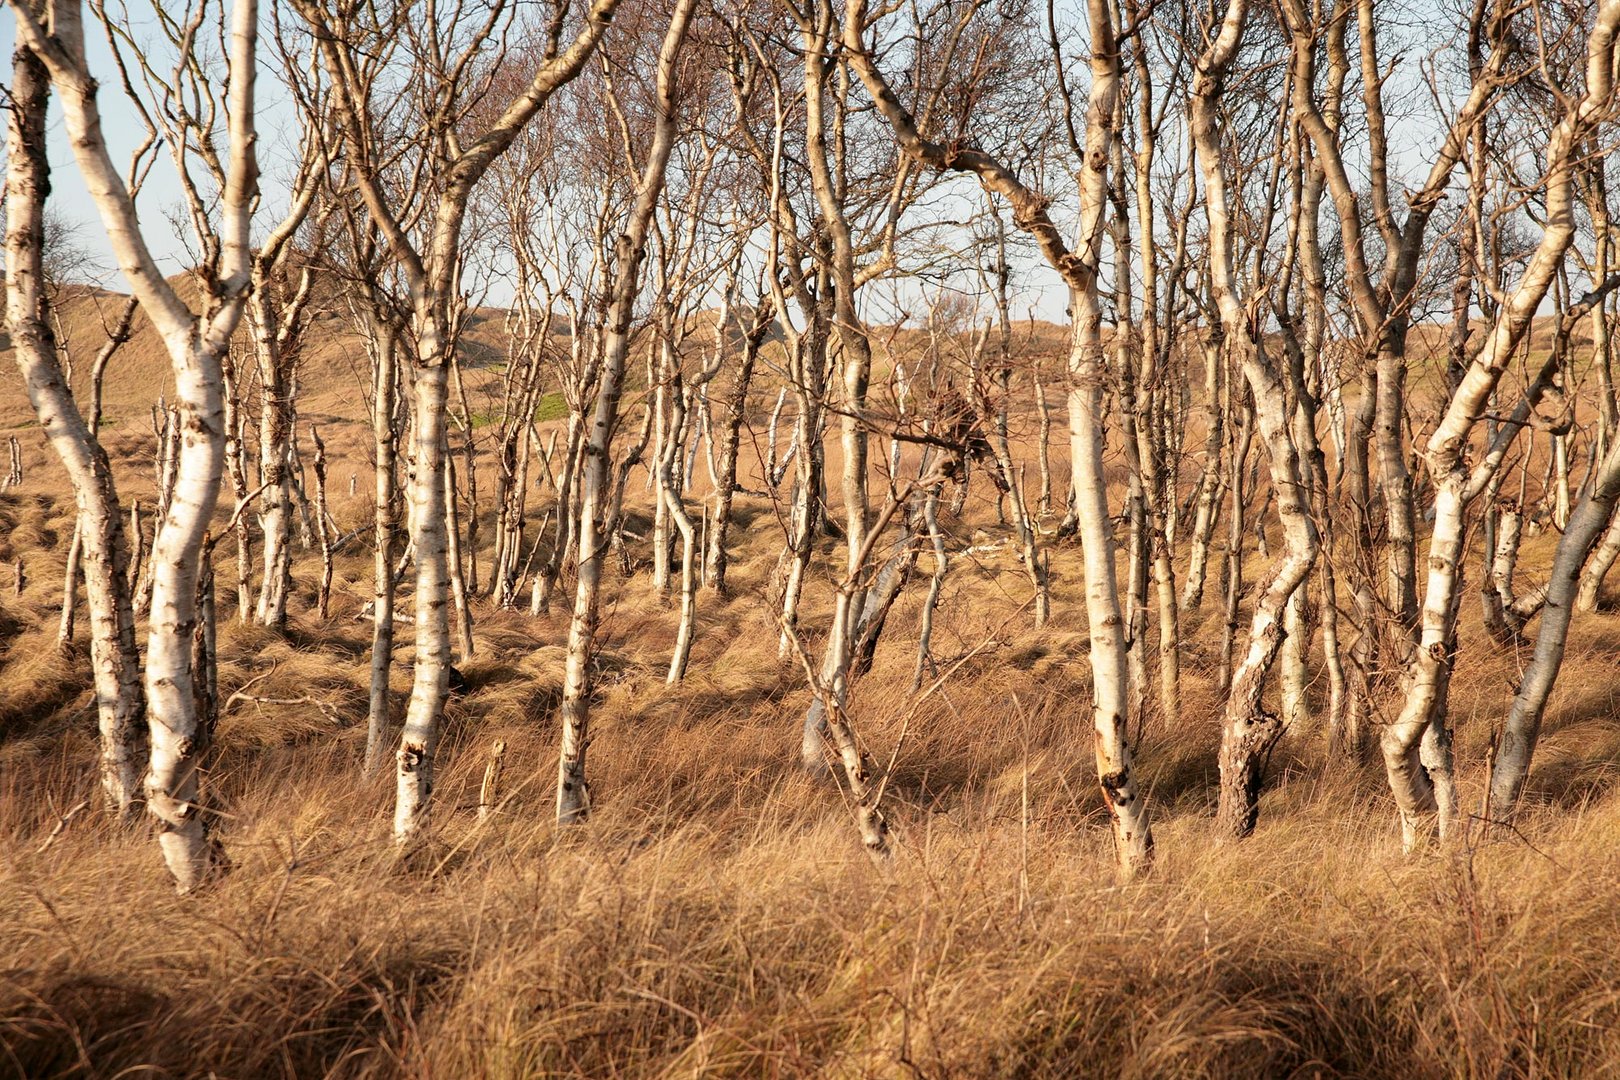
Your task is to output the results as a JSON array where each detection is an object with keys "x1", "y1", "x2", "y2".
[
  {"x1": 1192, "y1": 0, "x2": 1322, "y2": 837},
  {"x1": 16, "y1": 0, "x2": 261, "y2": 889},
  {"x1": 146, "y1": 371, "x2": 233, "y2": 890},
  {"x1": 844, "y1": 0, "x2": 1152, "y2": 875},
  {"x1": 793, "y1": 0, "x2": 881, "y2": 780},
  {"x1": 1383, "y1": 3, "x2": 1620, "y2": 848},
  {"x1": 304, "y1": 0, "x2": 625, "y2": 838}
]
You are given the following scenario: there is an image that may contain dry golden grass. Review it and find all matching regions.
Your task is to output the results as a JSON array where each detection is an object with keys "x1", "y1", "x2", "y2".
[
  {"x1": 5, "y1": 312, "x2": 1620, "y2": 1076},
  {"x1": 3, "y1": 464, "x2": 1620, "y2": 1078}
]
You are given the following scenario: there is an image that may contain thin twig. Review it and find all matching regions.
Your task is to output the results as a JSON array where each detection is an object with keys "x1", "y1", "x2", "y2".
[{"x1": 34, "y1": 799, "x2": 91, "y2": 855}]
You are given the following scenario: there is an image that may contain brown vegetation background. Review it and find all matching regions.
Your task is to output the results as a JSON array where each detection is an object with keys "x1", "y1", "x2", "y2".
[{"x1": 2, "y1": 293, "x2": 1619, "y2": 1077}]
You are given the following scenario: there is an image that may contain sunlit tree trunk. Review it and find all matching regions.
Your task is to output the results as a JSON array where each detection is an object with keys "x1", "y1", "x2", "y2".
[
  {"x1": 302, "y1": 0, "x2": 626, "y2": 840},
  {"x1": 556, "y1": 0, "x2": 697, "y2": 823},
  {"x1": 394, "y1": 335, "x2": 452, "y2": 839},
  {"x1": 14, "y1": 0, "x2": 261, "y2": 889},
  {"x1": 844, "y1": 0, "x2": 1153, "y2": 874},
  {"x1": 1384, "y1": 2, "x2": 1620, "y2": 847},
  {"x1": 1192, "y1": 0, "x2": 1322, "y2": 837},
  {"x1": 4, "y1": 38, "x2": 145, "y2": 817},
  {"x1": 1489, "y1": 437, "x2": 1620, "y2": 818},
  {"x1": 252, "y1": 290, "x2": 294, "y2": 630}
]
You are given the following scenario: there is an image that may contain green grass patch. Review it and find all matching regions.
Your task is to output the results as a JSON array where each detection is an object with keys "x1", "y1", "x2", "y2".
[
  {"x1": 470, "y1": 391, "x2": 569, "y2": 430},
  {"x1": 535, "y1": 391, "x2": 568, "y2": 423}
]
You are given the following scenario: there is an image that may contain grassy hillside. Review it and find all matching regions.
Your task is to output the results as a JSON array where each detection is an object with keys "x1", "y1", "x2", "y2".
[{"x1": 3, "y1": 298, "x2": 1620, "y2": 1076}]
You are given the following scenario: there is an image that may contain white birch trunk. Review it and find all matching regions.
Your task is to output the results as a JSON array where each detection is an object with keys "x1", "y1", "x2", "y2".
[
  {"x1": 251, "y1": 292, "x2": 294, "y2": 630},
  {"x1": 395, "y1": 345, "x2": 451, "y2": 841},
  {"x1": 843, "y1": 0, "x2": 1152, "y2": 874},
  {"x1": 4, "y1": 38, "x2": 144, "y2": 816},
  {"x1": 1383, "y1": 0, "x2": 1620, "y2": 847},
  {"x1": 556, "y1": 0, "x2": 697, "y2": 823},
  {"x1": 14, "y1": 0, "x2": 261, "y2": 888},
  {"x1": 1488, "y1": 440, "x2": 1620, "y2": 818},
  {"x1": 1191, "y1": 0, "x2": 1321, "y2": 837}
]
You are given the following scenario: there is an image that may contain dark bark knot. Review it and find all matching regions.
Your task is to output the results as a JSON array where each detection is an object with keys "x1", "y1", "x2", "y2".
[{"x1": 1100, "y1": 770, "x2": 1134, "y2": 805}]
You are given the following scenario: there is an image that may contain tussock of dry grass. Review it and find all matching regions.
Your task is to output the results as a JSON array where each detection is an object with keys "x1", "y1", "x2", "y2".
[{"x1": 7, "y1": 752, "x2": 1620, "y2": 1078}]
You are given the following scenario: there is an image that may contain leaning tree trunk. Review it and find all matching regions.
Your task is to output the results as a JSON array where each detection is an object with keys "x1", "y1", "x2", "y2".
[
  {"x1": 18, "y1": 0, "x2": 263, "y2": 890},
  {"x1": 1383, "y1": 9, "x2": 1620, "y2": 847},
  {"x1": 1488, "y1": 438, "x2": 1620, "y2": 818},
  {"x1": 4, "y1": 43, "x2": 145, "y2": 816},
  {"x1": 555, "y1": 0, "x2": 696, "y2": 825}
]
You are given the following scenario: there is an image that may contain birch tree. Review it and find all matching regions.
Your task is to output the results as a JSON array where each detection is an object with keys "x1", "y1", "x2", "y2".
[
  {"x1": 1383, "y1": 0, "x2": 1620, "y2": 847},
  {"x1": 1278, "y1": 0, "x2": 1508, "y2": 735},
  {"x1": 1188, "y1": 0, "x2": 1323, "y2": 836},
  {"x1": 295, "y1": 0, "x2": 625, "y2": 841},
  {"x1": 9, "y1": 0, "x2": 261, "y2": 890},
  {"x1": 4, "y1": 24, "x2": 145, "y2": 817},
  {"x1": 845, "y1": 0, "x2": 1154, "y2": 875},
  {"x1": 555, "y1": 0, "x2": 700, "y2": 823}
]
